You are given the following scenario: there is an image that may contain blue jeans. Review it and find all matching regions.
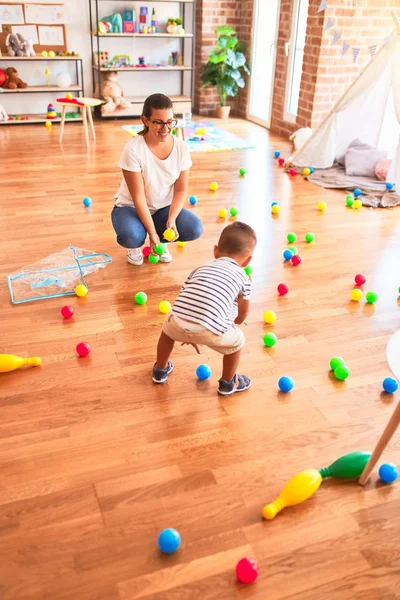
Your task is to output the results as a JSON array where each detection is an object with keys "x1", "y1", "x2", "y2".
[{"x1": 111, "y1": 205, "x2": 203, "y2": 248}]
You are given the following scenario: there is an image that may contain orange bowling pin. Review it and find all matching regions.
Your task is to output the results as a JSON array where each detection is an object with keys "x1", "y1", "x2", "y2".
[
  {"x1": 262, "y1": 468, "x2": 322, "y2": 520},
  {"x1": 0, "y1": 354, "x2": 41, "y2": 373}
]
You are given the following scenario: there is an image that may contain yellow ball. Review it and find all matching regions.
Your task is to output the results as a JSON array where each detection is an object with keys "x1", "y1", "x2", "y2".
[
  {"x1": 271, "y1": 204, "x2": 280, "y2": 214},
  {"x1": 65, "y1": 93, "x2": 72, "y2": 100},
  {"x1": 48, "y1": 50, "x2": 55, "y2": 57},
  {"x1": 353, "y1": 199, "x2": 362, "y2": 209},
  {"x1": 263, "y1": 310, "x2": 277, "y2": 324},
  {"x1": 41, "y1": 50, "x2": 48, "y2": 57},
  {"x1": 350, "y1": 288, "x2": 363, "y2": 301},
  {"x1": 177, "y1": 241, "x2": 186, "y2": 247},
  {"x1": 45, "y1": 121, "x2": 52, "y2": 128},
  {"x1": 317, "y1": 201, "x2": 327, "y2": 211},
  {"x1": 163, "y1": 228, "x2": 176, "y2": 242},
  {"x1": 218, "y1": 208, "x2": 228, "y2": 218},
  {"x1": 303, "y1": 168, "x2": 311, "y2": 176},
  {"x1": 210, "y1": 182, "x2": 219, "y2": 191},
  {"x1": 159, "y1": 300, "x2": 172, "y2": 314},
  {"x1": 196, "y1": 128, "x2": 206, "y2": 136},
  {"x1": 75, "y1": 284, "x2": 88, "y2": 297}
]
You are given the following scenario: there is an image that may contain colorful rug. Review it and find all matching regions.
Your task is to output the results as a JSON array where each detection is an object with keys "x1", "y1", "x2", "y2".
[{"x1": 122, "y1": 120, "x2": 255, "y2": 153}]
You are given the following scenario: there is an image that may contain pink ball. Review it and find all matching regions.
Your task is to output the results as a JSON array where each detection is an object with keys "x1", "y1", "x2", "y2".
[
  {"x1": 289, "y1": 168, "x2": 297, "y2": 177},
  {"x1": 142, "y1": 246, "x2": 151, "y2": 258},
  {"x1": 61, "y1": 305, "x2": 74, "y2": 319},
  {"x1": 76, "y1": 342, "x2": 91, "y2": 357},
  {"x1": 278, "y1": 158, "x2": 285, "y2": 166},
  {"x1": 236, "y1": 558, "x2": 259, "y2": 584},
  {"x1": 354, "y1": 273, "x2": 366, "y2": 286},
  {"x1": 291, "y1": 255, "x2": 302, "y2": 267},
  {"x1": 278, "y1": 283, "x2": 289, "y2": 295}
]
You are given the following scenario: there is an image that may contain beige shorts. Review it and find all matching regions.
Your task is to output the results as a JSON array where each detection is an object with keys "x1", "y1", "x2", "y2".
[{"x1": 163, "y1": 314, "x2": 245, "y2": 355}]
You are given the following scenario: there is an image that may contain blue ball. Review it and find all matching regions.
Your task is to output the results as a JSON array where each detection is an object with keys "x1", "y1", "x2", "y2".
[
  {"x1": 196, "y1": 364, "x2": 211, "y2": 380},
  {"x1": 354, "y1": 188, "x2": 362, "y2": 198},
  {"x1": 386, "y1": 182, "x2": 394, "y2": 191},
  {"x1": 378, "y1": 463, "x2": 398, "y2": 484},
  {"x1": 310, "y1": 167, "x2": 315, "y2": 174},
  {"x1": 283, "y1": 249, "x2": 294, "y2": 261},
  {"x1": 271, "y1": 201, "x2": 279, "y2": 207},
  {"x1": 278, "y1": 376, "x2": 294, "y2": 392},
  {"x1": 189, "y1": 195, "x2": 198, "y2": 205},
  {"x1": 158, "y1": 528, "x2": 181, "y2": 553},
  {"x1": 274, "y1": 151, "x2": 280, "y2": 158},
  {"x1": 382, "y1": 377, "x2": 399, "y2": 393},
  {"x1": 83, "y1": 197, "x2": 92, "y2": 207}
]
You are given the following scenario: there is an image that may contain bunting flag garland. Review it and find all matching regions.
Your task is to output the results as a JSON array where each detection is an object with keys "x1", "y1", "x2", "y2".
[
  {"x1": 341, "y1": 42, "x2": 350, "y2": 56},
  {"x1": 352, "y1": 47, "x2": 360, "y2": 63},
  {"x1": 324, "y1": 17, "x2": 334, "y2": 31},
  {"x1": 331, "y1": 31, "x2": 341, "y2": 46},
  {"x1": 368, "y1": 44, "x2": 377, "y2": 57},
  {"x1": 317, "y1": 0, "x2": 327, "y2": 13}
]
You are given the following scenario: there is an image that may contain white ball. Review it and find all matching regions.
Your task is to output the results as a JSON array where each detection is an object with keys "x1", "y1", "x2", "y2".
[{"x1": 56, "y1": 72, "x2": 72, "y2": 88}]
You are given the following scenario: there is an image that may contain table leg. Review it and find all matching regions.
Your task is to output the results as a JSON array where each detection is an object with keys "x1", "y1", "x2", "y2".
[
  {"x1": 59, "y1": 105, "x2": 67, "y2": 143},
  {"x1": 87, "y1": 105, "x2": 96, "y2": 140},
  {"x1": 82, "y1": 105, "x2": 89, "y2": 147}
]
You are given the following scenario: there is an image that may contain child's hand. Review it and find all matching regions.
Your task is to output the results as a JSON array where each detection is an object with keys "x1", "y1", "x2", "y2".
[{"x1": 181, "y1": 342, "x2": 201, "y2": 354}]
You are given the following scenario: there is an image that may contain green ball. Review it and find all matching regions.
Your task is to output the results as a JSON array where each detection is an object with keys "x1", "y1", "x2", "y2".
[
  {"x1": 148, "y1": 253, "x2": 160, "y2": 264},
  {"x1": 366, "y1": 291, "x2": 378, "y2": 304},
  {"x1": 230, "y1": 207, "x2": 238, "y2": 216},
  {"x1": 346, "y1": 195, "x2": 354, "y2": 207},
  {"x1": 334, "y1": 364, "x2": 350, "y2": 380},
  {"x1": 287, "y1": 232, "x2": 297, "y2": 243},
  {"x1": 153, "y1": 243, "x2": 166, "y2": 255},
  {"x1": 330, "y1": 356, "x2": 345, "y2": 371},
  {"x1": 244, "y1": 265, "x2": 253, "y2": 276},
  {"x1": 263, "y1": 332, "x2": 277, "y2": 347},
  {"x1": 305, "y1": 232, "x2": 315, "y2": 243},
  {"x1": 398, "y1": 286, "x2": 400, "y2": 295},
  {"x1": 288, "y1": 246, "x2": 298, "y2": 255},
  {"x1": 135, "y1": 291, "x2": 148, "y2": 305},
  {"x1": 239, "y1": 168, "x2": 246, "y2": 176}
]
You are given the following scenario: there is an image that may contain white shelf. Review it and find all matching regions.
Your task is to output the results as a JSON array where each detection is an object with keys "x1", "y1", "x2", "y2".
[
  {"x1": 0, "y1": 114, "x2": 83, "y2": 125},
  {"x1": 1, "y1": 85, "x2": 82, "y2": 94},
  {"x1": 93, "y1": 32, "x2": 193, "y2": 38},
  {"x1": 100, "y1": 95, "x2": 192, "y2": 119},
  {"x1": 0, "y1": 56, "x2": 81, "y2": 61},
  {"x1": 93, "y1": 64, "x2": 192, "y2": 72}
]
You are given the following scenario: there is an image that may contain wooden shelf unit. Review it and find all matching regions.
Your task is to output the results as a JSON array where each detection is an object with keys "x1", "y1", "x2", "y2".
[
  {"x1": 93, "y1": 32, "x2": 193, "y2": 38},
  {"x1": 92, "y1": 64, "x2": 192, "y2": 72},
  {"x1": 2, "y1": 85, "x2": 83, "y2": 94}
]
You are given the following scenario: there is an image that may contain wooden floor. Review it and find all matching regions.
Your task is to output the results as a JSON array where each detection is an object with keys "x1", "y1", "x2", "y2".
[{"x1": 1, "y1": 118, "x2": 400, "y2": 600}]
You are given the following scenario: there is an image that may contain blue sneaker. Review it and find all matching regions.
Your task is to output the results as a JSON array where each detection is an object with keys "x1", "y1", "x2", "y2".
[
  {"x1": 218, "y1": 374, "x2": 251, "y2": 396},
  {"x1": 152, "y1": 361, "x2": 174, "y2": 384}
]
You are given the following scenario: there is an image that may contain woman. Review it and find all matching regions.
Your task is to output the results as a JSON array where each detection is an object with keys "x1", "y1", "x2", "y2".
[{"x1": 112, "y1": 93, "x2": 203, "y2": 265}]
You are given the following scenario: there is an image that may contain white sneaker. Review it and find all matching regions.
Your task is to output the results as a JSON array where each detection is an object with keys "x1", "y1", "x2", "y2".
[
  {"x1": 159, "y1": 245, "x2": 172, "y2": 263},
  {"x1": 126, "y1": 248, "x2": 143, "y2": 266}
]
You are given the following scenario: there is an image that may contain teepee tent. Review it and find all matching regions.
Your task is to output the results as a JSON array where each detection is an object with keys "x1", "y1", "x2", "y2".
[{"x1": 290, "y1": 14, "x2": 400, "y2": 190}]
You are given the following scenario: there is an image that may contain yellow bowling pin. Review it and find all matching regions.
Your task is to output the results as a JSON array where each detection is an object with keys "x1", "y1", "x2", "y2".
[
  {"x1": 262, "y1": 468, "x2": 322, "y2": 520},
  {"x1": 0, "y1": 354, "x2": 41, "y2": 373}
]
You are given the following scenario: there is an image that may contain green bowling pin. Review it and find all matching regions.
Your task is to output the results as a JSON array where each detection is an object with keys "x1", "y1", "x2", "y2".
[{"x1": 319, "y1": 451, "x2": 371, "y2": 479}]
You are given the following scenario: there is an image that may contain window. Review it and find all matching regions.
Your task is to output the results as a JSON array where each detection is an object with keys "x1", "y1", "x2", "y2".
[{"x1": 285, "y1": 0, "x2": 309, "y2": 119}]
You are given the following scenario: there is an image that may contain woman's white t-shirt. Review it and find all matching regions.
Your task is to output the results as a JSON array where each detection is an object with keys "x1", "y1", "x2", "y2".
[{"x1": 115, "y1": 135, "x2": 192, "y2": 214}]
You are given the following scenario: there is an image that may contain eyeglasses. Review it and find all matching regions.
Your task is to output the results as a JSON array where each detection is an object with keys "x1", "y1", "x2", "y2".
[{"x1": 150, "y1": 119, "x2": 178, "y2": 130}]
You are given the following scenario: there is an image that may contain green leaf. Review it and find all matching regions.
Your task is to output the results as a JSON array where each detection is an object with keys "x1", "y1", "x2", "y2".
[
  {"x1": 215, "y1": 25, "x2": 236, "y2": 37},
  {"x1": 209, "y1": 50, "x2": 227, "y2": 64}
]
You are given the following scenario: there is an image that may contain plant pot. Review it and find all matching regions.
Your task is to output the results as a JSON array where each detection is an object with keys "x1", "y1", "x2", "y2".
[{"x1": 216, "y1": 105, "x2": 231, "y2": 119}]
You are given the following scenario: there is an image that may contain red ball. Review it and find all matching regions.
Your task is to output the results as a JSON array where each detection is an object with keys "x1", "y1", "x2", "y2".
[
  {"x1": 76, "y1": 342, "x2": 91, "y2": 357},
  {"x1": 61, "y1": 305, "x2": 74, "y2": 319},
  {"x1": 278, "y1": 158, "x2": 285, "y2": 166},
  {"x1": 142, "y1": 246, "x2": 151, "y2": 257},
  {"x1": 289, "y1": 168, "x2": 297, "y2": 177},
  {"x1": 278, "y1": 283, "x2": 289, "y2": 295},
  {"x1": 291, "y1": 255, "x2": 302, "y2": 267},
  {"x1": 354, "y1": 274, "x2": 366, "y2": 286},
  {"x1": 0, "y1": 68, "x2": 6, "y2": 87},
  {"x1": 236, "y1": 558, "x2": 259, "y2": 584}
]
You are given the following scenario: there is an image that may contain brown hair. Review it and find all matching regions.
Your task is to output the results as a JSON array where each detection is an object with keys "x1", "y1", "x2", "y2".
[
  {"x1": 218, "y1": 221, "x2": 257, "y2": 256},
  {"x1": 139, "y1": 93, "x2": 174, "y2": 135}
]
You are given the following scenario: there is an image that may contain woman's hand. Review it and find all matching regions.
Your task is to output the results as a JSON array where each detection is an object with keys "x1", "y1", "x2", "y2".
[
  {"x1": 149, "y1": 232, "x2": 160, "y2": 253},
  {"x1": 165, "y1": 219, "x2": 179, "y2": 241}
]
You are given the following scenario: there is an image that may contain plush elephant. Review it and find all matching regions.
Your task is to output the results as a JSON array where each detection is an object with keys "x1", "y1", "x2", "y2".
[
  {"x1": 6, "y1": 33, "x2": 25, "y2": 57},
  {"x1": 0, "y1": 104, "x2": 8, "y2": 122},
  {"x1": 99, "y1": 13, "x2": 123, "y2": 33}
]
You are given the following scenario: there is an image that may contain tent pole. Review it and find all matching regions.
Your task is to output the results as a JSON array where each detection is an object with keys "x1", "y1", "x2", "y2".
[{"x1": 392, "y1": 10, "x2": 400, "y2": 33}]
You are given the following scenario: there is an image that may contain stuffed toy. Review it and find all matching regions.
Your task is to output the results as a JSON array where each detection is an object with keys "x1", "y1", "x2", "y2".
[
  {"x1": 4, "y1": 67, "x2": 28, "y2": 90},
  {"x1": 98, "y1": 13, "x2": 123, "y2": 33},
  {"x1": 6, "y1": 33, "x2": 26, "y2": 57},
  {"x1": 0, "y1": 104, "x2": 8, "y2": 121},
  {"x1": 100, "y1": 71, "x2": 130, "y2": 114},
  {"x1": 24, "y1": 39, "x2": 36, "y2": 57}
]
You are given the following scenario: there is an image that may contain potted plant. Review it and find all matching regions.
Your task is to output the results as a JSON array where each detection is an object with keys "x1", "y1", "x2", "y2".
[{"x1": 201, "y1": 25, "x2": 250, "y2": 119}]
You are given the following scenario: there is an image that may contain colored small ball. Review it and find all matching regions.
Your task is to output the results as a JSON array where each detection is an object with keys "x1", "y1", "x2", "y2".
[
  {"x1": 386, "y1": 182, "x2": 394, "y2": 191},
  {"x1": 236, "y1": 558, "x2": 259, "y2": 585},
  {"x1": 317, "y1": 201, "x2": 327, "y2": 211},
  {"x1": 65, "y1": 93, "x2": 72, "y2": 100},
  {"x1": 303, "y1": 168, "x2": 311, "y2": 176},
  {"x1": 353, "y1": 199, "x2": 362, "y2": 209},
  {"x1": 354, "y1": 188, "x2": 362, "y2": 198},
  {"x1": 366, "y1": 291, "x2": 378, "y2": 304},
  {"x1": 271, "y1": 201, "x2": 279, "y2": 207},
  {"x1": 83, "y1": 197, "x2": 92, "y2": 207},
  {"x1": 209, "y1": 181, "x2": 219, "y2": 191},
  {"x1": 277, "y1": 283, "x2": 289, "y2": 296},
  {"x1": 334, "y1": 364, "x2": 350, "y2": 380},
  {"x1": 263, "y1": 332, "x2": 277, "y2": 347},
  {"x1": 283, "y1": 249, "x2": 293, "y2": 261},
  {"x1": 41, "y1": 50, "x2": 48, "y2": 57},
  {"x1": 263, "y1": 310, "x2": 277, "y2": 324},
  {"x1": 278, "y1": 376, "x2": 294, "y2": 392},
  {"x1": 355, "y1": 274, "x2": 366, "y2": 286},
  {"x1": 310, "y1": 167, "x2": 315, "y2": 173},
  {"x1": 289, "y1": 168, "x2": 297, "y2": 177},
  {"x1": 189, "y1": 195, "x2": 198, "y2": 205},
  {"x1": 159, "y1": 300, "x2": 171, "y2": 314},
  {"x1": 230, "y1": 207, "x2": 238, "y2": 217},
  {"x1": 291, "y1": 255, "x2": 302, "y2": 267},
  {"x1": 288, "y1": 246, "x2": 298, "y2": 255},
  {"x1": 218, "y1": 208, "x2": 228, "y2": 218},
  {"x1": 149, "y1": 254, "x2": 160, "y2": 264},
  {"x1": 196, "y1": 364, "x2": 211, "y2": 380},
  {"x1": 61, "y1": 305, "x2": 74, "y2": 319},
  {"x1": 48, "y1": 50, "x2": 55, "y2": 57},
  {"x1": 154, "y1": 243, "x2": 166, "y2": 255},
  {"x1": 271, "y1": 205, "x2": 280, "y2": 214},
  {"x1": 75, "y1": 284, "x2": 88, "y2": 297},
  {"x1": 378, "y1": 463, "x2": 398, "y2": 483},
  {"x1": 382, "y1": 377, "x2": 399, "y2": 393},
  {"x1": 45, "y1": 121, "x2": 52, "y2": 128},
  {"x1": 177, "y1": 241, "x2": 186, "y2": 247},
  {"x1": 239, "y1": 168, "x2": 246, "y2": 176},
  {"x1": 158, "y1": 528, "x2": 181, "y2": 553},
  {"x1": 244, "y1": 265, "x2": 253, "y2": 276},
  {"x1": 278, "y1": 158, "x2": 285, "y2": 166},
  {"x1": 305, "y1": 232, "x2": 315, "y2": 243},
  {"x1": 330, "y1": 356, "x2": 345, "y2": 371},
  {"x1": 274, "y1": 151, "x2": 280, "y2": 158},
  {"x1": 346, "y1": 195, "x2": 354, "y2": 207},
  {"x1": 287, "y1": 232, "x2": 297, "y2": 243},
  {"x1": 135, "y1": 291, "x2": 148, "y2": 305},
  {"x1": 76, "y1": 342, "x2": 91, "y2": 357},
  {"x1": 142, "y1": 246, "x2": 152, "y2": 257},
  {"x1": 163, "y1": 228, "x2": 176, "y2": 242},
  {"x1": 350, "y1": 288, "x2": 363, "y2": 301}
]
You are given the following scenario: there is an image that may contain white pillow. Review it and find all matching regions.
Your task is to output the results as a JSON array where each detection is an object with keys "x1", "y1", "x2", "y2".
[
  {"x1": 345, "y1": 147, "x2": 388, "y2": 177},
  {"x1": 336, "y1": 139, "x2": 374, "y2": 166}
]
